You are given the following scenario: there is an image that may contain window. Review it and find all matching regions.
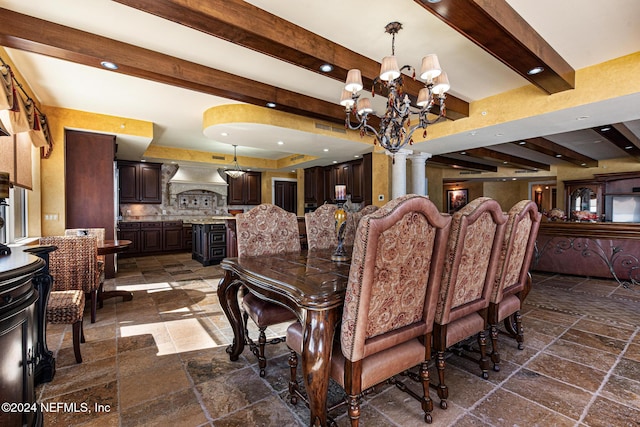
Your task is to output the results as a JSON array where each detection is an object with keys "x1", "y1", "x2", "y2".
[{"x1": 0, "y1": 186, "x2": 28, "y2": 244}]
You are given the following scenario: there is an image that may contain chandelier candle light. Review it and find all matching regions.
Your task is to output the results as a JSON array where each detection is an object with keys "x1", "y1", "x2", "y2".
[{"x1": 340, "y1": 22, "x2": 450, "y2": 155}]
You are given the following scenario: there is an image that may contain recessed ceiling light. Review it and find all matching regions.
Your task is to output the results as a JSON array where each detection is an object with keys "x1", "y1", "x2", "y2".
[
  {"x1": 495, "y1": 133, "x2": 504, "y2": 137},
  {"x1": 354, "y1": 155, "x2": 360, "y2": 158},
  {"x1": 581, "y1": 163, "x2": 587, "y2": 166},
  {"x1": 266, "y1": 102, "x2": 276, "y2": 108},
  {"x1": 555, "y1": 154, "x2": 562, "y2": 158},
  {"x1": 323, "y1": 148, "x2": 329, "y2": 152},
  {"x1": 332, "y1": 160, "x2": 337, "y2": 164},
  {"x1": 512, "y1": 178, "x2": 517, "y2": 181},
  {"x1": 220, "y1": 132, "x2": 228, "y2": 136},
  {"x1": 527, "y1": 66, "x2": 544, "y2": 75},
  {"x1": 600, "y1": 126, "x2": 611, "y2": 132},
  {"x1": 100, "y1": 61, "x2": 118, "y2": 70},
  {"x1": 503, "y1": 161, "x2": 508, "y2": 164},
  {"x1": 577, "y1": 116, "x2": 590, "y2": 121},
  {"x1": 625, "y1": 145, "x2": 633, "y2": 150},
  {"x1": 319, "y1": 64, "x2": 334, "y2": 72},
  {"x1": 460, "y1": 151, "x2": 467, "y2": 155},
  {"x1": 277, "y1": 141, "x2": 284, "y2": 145},
  {"x1": 427, "y1": 0, "x2": 441, "y2": 3},
  {"x1": 518, "y1": 141, "x2": 526, "y2": 145}
]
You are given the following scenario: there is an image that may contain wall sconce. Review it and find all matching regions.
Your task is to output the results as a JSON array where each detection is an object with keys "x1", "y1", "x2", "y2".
[{"x1": 0, "y1": 171, "x2": 11, "y2": 255}]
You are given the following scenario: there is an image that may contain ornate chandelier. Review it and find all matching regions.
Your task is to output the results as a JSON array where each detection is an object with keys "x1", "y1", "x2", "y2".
[
  {"x1": 340, "y1": 22, "x2": 450, "y2": 154},
  {"x1": 224, "y1": 144, "x2": 245, "y2": 179}
]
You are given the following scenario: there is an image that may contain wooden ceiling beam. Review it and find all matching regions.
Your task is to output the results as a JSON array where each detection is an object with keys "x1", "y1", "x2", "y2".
[
  {"x1": 0, "y1": 8, "x2": 351, "y2": 126},
  {"x1": 429, "y1": 155, "x2": 498, "y2": 172},
  {"x1": 113, "y1": 0, "x2": 470, "y2": 120},
  {"x1": 513, "y1": 137, "x2": 598, "y2": 168},
  {"x1": 414, "y1": 0, "x2": 575, "y2": 94},
  {"x1": 462, "y1": 147, "x2": 551, "y2": 171},
  {"x1": 592, "y1": 124, "x2": 640, "y2": 162}
]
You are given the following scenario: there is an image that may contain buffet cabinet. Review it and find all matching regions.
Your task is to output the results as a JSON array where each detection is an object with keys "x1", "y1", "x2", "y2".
[
  {"x1": 0, "y1": 250, "x2": 46, "y2": 427},
  {"x1": 192, "y1": 223, "x2": 227, "y2": 266}
]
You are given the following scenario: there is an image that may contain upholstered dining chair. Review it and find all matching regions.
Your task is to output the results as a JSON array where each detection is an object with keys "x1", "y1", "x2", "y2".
[
  {"x1": 236, "y1": 204, "x2": 300, "y2": 377},
  {"x1": 40, "y1": 235, "x2": 102, "y2": 323},
  {"x1": 343, "y1": 204, "x2": 379, "y2": 247},
  {"x1": 287, "y1": 194, "x2": 452, "y2": 425},
  {"x1": 65, "y1": 228, "x2": 106, "y2": 306},
  {"x1": 488, "y1": 200, "x2": 542, "y2": 372},
  {"x1": 305, "y1": 203, "x2": 337, "y2": 250},
  {"x1": 433, "y1": 197, "x2": 507, "y2": 409}
]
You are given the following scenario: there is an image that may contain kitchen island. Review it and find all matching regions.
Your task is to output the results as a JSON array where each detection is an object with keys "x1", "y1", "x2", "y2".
[{"x1": 189, "y1": 217, "x2": 235, "y2": 266}]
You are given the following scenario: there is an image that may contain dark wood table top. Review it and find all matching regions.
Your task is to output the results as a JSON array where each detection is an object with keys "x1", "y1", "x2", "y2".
[
  {"x1": 221, "y1": 248, "x2": 351, "y2": 310},
  {"x1": 97, "y1": 240, "x2": 132, "y2": 256}
]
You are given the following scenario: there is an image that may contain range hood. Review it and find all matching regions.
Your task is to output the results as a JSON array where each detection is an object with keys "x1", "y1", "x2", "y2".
[{"x1": 168, "y1": 165, "x2": 228, "y2": 203}]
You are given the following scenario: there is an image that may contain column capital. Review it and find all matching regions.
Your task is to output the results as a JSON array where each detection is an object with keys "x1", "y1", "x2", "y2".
[
  {"x1": 408, "y1": 151, "x2": 432, "y2": 162},
  {"x1": 385, "y1": 148, "x2": 413, "y2": 160}
]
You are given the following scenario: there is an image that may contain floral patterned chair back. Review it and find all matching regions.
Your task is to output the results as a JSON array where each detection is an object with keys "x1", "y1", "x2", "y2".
[
  {"x1": 432, "y1": 197, "x2": 507, "y2": 409},
  {"x1": 335, "y1": 194, "x2": 451, "y2": 423},
  {"x1": 236, "y1": 204, "x2": 301, "y2": 257},
  {"x1": 305, "y1": 204, "x2": 337, "y2": 250},
  {"x1": 344, "y1": 204, "x2": 379, "y2": 247},
  {"x1": 487, "y1": 200, "x2": 542, "y2": 368}
]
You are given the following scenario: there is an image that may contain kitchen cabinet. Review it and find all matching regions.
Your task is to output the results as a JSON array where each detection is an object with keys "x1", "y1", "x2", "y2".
[
  {"x1": 228, "y1": 171, "x2": 261, "y2": 205},
  {"x1": 304, "y1": 166, "x2": 325, "y2": 205},
  {"x1": 117, "y1": 222, "x2": 141, "y2": 255},
  {"x1": 192, "y1": 223, "x2": 227, "y2": 266},
  {"x1": 140, "y1": 222, "x2": 162, "y2": 252},
  {"x1": 118, "y1": 161, "x2": 162, "y2": 204},
  {"x1": 309, "y1": 153, "x2": 371, "y2": 204},
  {"x1": 162, "y1": 221, "x2": 183, "y2": 251},
  {"x1": 118, "y1": 220, "x2": 187, "y2": 256},
  {"x1": 182, "y1": 224, "x2": 193, "y2": 251}
]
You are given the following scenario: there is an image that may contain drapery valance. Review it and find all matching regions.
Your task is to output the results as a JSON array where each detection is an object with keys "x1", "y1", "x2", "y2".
[{"x1": 0, "y1": 63, "x2": 54, "y2": 155}]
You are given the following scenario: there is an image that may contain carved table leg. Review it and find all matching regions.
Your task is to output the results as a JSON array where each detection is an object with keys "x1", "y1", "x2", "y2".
[
  {"x1": 301, "y1": 308, "x2": 339, "y2": 427},
  {"x1": 217, "y1": 270, "x2": 245, "y2": 361}
]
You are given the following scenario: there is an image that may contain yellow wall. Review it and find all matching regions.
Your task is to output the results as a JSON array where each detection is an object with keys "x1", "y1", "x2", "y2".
[{"x1": 40, "y1": 106, "x2": 152, "y2": 236}]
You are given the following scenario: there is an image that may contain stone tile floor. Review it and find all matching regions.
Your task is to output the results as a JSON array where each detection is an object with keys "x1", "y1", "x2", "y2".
[{"x1": 37, "y1": 253, "x2": 640, "y2": 426}]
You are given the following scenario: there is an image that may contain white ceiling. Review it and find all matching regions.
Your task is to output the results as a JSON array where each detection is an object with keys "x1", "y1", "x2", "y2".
[{"x1": 2, "y1": 0, "x2": 640, "y2": 170}]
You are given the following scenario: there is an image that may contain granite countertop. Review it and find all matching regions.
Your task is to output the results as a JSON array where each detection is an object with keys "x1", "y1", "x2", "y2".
[{"x1": 119, "y1": 216, "x2": 235, "y2": 224}]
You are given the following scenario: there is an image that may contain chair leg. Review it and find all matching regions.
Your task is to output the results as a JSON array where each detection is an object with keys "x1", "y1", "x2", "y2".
[
  {"x1": 514, "y1": 310, "x2": 524, "y2": 350},
  {"x1": 478, "y1": 330, "x2": 490, "y2": 379},
  {"x1": 419, "y1": 360, "x2": 433, "y2": 423},
  {"x1": 347, "y1": 394, "x2": 360, "y2": 427},
  {"x1": 288, "y1": 350, "x2": 299, "y2": 405},
  {"x1": 436, "y1": 351, "x2": 448, "y2": 410},
  {"x1": 90, "y1": 289, "x2": 98, "y2": 323},
  {"x1": 80, "y1": 319, "x2": 86, "y2": 343},
  {"x1": 98, "y1": 282, "x2": 104, "y2": 309},
  {"x1": 72, "y1": 321, "x2": 83, "y2": 363},
  {"x1": 490, "y1": 323, "x2": 501, "y2": 372},
  {"x1": 257, "y1": 327, "x2": 267, "y2": 377}
]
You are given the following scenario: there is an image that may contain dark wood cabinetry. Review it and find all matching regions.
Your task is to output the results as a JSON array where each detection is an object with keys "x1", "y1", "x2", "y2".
[
  {"x1": 162, "y1": 221, "x2": 183, "y2": 251},
  {"x1": 565, "y1": 172, "x2": 640, "y2": 222},
  {"x1": 182, "y1": 225, "x2": 193, "y2": 252},
  {"x1": 228, "y1": 171, "x2": 261, "y2": 205},
  {"x1": 1, "y1": 251, "x2": 45, "y2": 427},
  {"x1": 118, "y1": 161, "x2": 162, "y2": 204},
  {"x1": 192, "y1": 223, "x2": 227, "y2": 266},
  {"x1": 304, "y1": 167, "x2": 324, "y2": 204},
  {"x1": 118, "y1": 220, "x2": 188, "y2": 256},
  {"x1": 305, "y1": 153, "x2": 372, "y2": 205}
]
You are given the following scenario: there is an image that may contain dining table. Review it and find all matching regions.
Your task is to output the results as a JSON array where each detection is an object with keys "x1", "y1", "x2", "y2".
[
  {"x1": 97, "y1": 239, "x2": 134, "y2": 304},
  {"x1": 217, "y1": 248, "x2": 351, "y2": 427}
]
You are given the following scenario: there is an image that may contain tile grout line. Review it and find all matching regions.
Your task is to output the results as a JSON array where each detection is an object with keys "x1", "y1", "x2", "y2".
[
  {"x1": 576, "y1": 326, "x2": 640, "y2": 425},
  {"x1": 453, "y1": 314, "x2": 587, "y2": 426}
]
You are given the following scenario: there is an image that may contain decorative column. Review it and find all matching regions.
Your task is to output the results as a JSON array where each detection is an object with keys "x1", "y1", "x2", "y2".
[
  {"x1": 387, "y1": 149, "x2": 412, "y2": 200},
  {"x1": 409, "y1": 151, "x2": 431, "y2": 196}
]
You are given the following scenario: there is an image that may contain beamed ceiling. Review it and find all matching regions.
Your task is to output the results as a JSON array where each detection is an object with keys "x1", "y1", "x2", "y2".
[{"x1": 0, "y1": 0, "x2": 639, "y2": 176}]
